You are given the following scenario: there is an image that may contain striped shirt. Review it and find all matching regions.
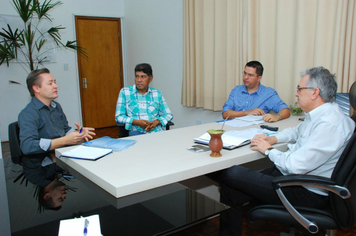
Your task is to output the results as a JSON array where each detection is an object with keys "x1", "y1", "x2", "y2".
[{"x1": 115, "y1": 85, "x2": 173, "y2": 134}]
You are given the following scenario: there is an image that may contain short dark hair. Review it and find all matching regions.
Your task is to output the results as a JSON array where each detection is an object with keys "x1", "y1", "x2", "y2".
[
  {"x1": 26, "y1": 68, "x2": 50, "y2": 97},
  {"x1": 135, "y1": 63, "x2": 153, "y2": 77},
  {"x1": 245, "y1": 61, "x2": 264, "y2": 76}
]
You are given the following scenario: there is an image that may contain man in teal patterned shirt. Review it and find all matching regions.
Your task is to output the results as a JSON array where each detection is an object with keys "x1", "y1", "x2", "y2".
[{"x1": 115, "y1": 63, "x2": 173, "y2": 136}]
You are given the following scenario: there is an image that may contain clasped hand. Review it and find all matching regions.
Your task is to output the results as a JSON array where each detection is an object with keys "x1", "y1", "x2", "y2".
[
  {"x1": 250, "y1": 134, "x2": 274, "y2": 153},
  {"x1": 136, "y1": 119, "x2": 161, "y2": 132}
]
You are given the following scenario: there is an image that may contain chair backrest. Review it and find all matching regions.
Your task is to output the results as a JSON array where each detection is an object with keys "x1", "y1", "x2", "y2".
[
  {"x1": 349, "y1": 81, "x2": 356, "y2": 122},
  {"x1": 330, "y1": 132, "x2": 356, "y2": 228},
  {"x1": 8, "y1": 121, "x2": 23, "y2": 164}
]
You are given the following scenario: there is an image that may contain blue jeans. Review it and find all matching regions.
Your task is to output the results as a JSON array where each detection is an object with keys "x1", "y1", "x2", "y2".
[{"x1": 129, "y1": 130, "x2": 146, "y2": 136}]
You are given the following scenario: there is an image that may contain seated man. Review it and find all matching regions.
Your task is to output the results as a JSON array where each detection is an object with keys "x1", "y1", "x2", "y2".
[
  {"x1": 222, "y1": 61, "x2": 291, "y2": 122},
  {"x1": 219, "y1": 66, "x2": 355, "y2": 236},
  {"x1": 115, "y1": 63, "x2": 173, "y2": 136},
  {"x1": 18, "y1": 68, "x2": 95, "y2": 156}
]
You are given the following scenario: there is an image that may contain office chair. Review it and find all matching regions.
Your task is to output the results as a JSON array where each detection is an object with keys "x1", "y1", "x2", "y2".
[
  {"x1": 248, "y1": 132, "x2": 356, "y2": 236},
  {"x1": 349, "y1": 81, "x2": 356, "y2": 122},
  {"x1": 8, "y1": 121, "x2": 27, "y2": 185},
  {"x1": 117, "y1": 121, "x2": 174, "y2": 138}
]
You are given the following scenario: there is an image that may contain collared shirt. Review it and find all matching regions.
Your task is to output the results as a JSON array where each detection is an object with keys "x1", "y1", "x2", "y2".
[
  {"x1": 18, "y1": 97, "x2": 73, "y2": 155},
  {"x1": 115, "y1": 85, "x2": 173, "y2": 134},
  {"x1": 222, "y1": 84, "x2": 289, "y2": 114},
  {"x1": 269, "y1": 102, "x2": 355, "y2": 195}
]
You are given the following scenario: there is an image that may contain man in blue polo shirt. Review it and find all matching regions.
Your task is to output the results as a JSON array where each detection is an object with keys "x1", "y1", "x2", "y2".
[{"x1": 222, "y1": 61, "x2": 290, "y2": 122}]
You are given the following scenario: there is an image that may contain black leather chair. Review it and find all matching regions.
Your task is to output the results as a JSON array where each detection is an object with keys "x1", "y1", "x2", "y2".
[
  {"x1": 349, "y1": 81, "x2": 356, "y2": 123},
  {"x1": 248, "y1": 132, "x2": 356, "y2": 235},
  {"x1": 8, "y1": 121, "x2": 23, "y2": 165},
  {"x1": 117, "y1": 121, "x2": 174, "y2": 138},
  {"x1": 8, "y1": 121, "x2": 27, "y2": 184}
]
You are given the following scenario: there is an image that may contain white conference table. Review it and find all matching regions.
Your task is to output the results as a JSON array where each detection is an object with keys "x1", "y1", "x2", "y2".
[{"x1": 55, "y1": 115, "x2": 302, "y2": 198}]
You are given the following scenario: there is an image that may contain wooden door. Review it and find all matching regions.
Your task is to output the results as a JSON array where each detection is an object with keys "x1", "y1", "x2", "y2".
[{"x1": 75, "y1": 16, "x2": 123, "y2": 128}]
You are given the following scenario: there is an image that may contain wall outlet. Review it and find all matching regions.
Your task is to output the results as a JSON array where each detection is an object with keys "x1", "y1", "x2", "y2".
[{"x1": 196, "y1": 120, "x2": 203, "y2": 125}]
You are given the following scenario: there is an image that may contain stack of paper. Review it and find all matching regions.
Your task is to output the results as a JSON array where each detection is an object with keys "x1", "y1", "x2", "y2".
[
  {"x1": 194, "y1": 128, "x2": 276, "y2": 150},
  {"x1": 217, "y1": 115, "x2": 264, "y2": 128}
]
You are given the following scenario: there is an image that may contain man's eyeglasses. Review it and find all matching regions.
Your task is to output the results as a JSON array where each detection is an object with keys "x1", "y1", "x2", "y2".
[{"x1": 296, "y1": 86, "x2": 316, "y2": 92}]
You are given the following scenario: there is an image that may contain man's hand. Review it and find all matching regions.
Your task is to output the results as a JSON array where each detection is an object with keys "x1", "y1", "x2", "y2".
[
  {"x1": 74, "y1": 122, "x2": 96, "y2": 142},
  {"x1": 250, "y1": 134, "x2": 277, "y2": 153},
  {"x1": 247, "y1": 108, "x2": 265, "y2": 116},
  {"x1": 263, "y1": 114, "x2": 280, "y2": 123},
  {"x1": 133, "y1": 120, "x2": 151, "y2": 130},
  {"x1": 145, "y1": 119, "x2": 161, "y2": 132},
  {"x1": 50, "y1": 122, "x2": 96, "y2": 150},
  {"x1": 133, "y1": 119, "x2": 161, "y2": 132}
]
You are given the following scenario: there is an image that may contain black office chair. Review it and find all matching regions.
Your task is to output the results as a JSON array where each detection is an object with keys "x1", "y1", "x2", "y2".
[
  {"x1": 349, "y1": 81, "x2": 356, "y2": 123},
  {"x1": 117, "y1": 121, "x2": 174, "y2": 138},
  {"x1": 248, "y1": 132, "x2": 356, "y2": 236},
  {"x1": 8, "y1": 121, "x2": 27, "y2": 184}
]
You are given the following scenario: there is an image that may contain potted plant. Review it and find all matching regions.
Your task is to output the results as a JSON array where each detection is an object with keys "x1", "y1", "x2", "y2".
[{"x1": 0, "y1": 0, "x2": 86, "y2": 76}]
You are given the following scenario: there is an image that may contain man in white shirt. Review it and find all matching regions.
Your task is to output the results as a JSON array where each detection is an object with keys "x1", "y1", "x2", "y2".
[{"x1": 219, "y1": 66, "x2": 355, "y2": 236}]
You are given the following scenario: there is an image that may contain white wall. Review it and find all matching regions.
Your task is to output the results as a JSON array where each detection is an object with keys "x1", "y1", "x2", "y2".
[
  {"x1": 123, "y1": 0, "x2": 222, "y2": 131},
  {"x1": 0, "y1": 0, "x2": 223, "y2": 141},
  {"x1": 0, "y1": 0, "x2": 125, "y2": 141}
]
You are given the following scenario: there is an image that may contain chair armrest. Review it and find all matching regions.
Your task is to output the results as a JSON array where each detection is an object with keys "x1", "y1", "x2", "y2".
[
  {"x1": 272, "y1": 174, "x2": 350, "y2": 234},
  {"x1": 272, "y1": 174, "x2": 350, "y2": 199},
  {"x1": 117, "y1": 123, "x2": 129, "y2": 138},
  {"x1": 166, "y1": 121, "x2": 174, "y2": 130}
]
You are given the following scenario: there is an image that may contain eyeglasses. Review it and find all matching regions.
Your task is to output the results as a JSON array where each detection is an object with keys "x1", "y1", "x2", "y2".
[{"x1": 296, "y1": 86, "x2": 316, "y2": 92}]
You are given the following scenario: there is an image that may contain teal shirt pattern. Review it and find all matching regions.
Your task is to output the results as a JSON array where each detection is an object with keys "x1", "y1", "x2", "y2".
[{"x1": 115, "y1": 85, "x2": 173, "y2": 134}]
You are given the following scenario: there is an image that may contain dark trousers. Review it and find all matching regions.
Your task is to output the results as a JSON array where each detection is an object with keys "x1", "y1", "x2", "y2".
[{"x1": 219, "y1": 165, "x2": 328, "y2": 236}]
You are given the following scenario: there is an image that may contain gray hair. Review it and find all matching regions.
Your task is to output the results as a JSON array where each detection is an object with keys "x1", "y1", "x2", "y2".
[{"x1": 300, "y1": 66, "x2": 337, "y2": 103}]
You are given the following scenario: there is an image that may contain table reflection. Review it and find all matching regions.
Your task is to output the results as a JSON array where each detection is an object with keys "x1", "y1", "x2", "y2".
[{"x1": 21, "y1": 152, "x2": 76, "y2": 211}]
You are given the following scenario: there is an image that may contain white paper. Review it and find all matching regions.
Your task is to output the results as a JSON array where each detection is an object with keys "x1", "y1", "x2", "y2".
[
  {"x1": 223, "y1": 116, "x2": 264, "y2": 128},
  {"x1": 235, "y1": 115, "x2": 264, "y2": 122},
  {"x1": 58, "y1": 214, "x2": 101, "y2": 236}
]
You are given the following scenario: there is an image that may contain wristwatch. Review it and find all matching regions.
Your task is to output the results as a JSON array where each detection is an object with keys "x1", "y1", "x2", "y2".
[
  {"x1": 276, "y1": 113, "x2": 282, "y2": 120},
  {"x1": 264, "y1": 147, "x2": 274, "y2": 156}
]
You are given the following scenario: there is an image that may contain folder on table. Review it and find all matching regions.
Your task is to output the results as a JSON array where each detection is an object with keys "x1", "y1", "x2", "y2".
[
  {"x1": 194, "y1": 130, "x2": 251, "y2": 150},
  {"x1": 60, "y1": 146, "x2": 113, "y2": 161}
]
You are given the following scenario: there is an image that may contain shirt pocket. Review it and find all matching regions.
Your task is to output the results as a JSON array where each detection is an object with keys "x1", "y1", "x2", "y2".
[
  {"x1": 127, "y1": 100, "x2": 139, "y2": 114},
  {"x1": 148, "y1": 101, "x2": 159, "y2": 114}
]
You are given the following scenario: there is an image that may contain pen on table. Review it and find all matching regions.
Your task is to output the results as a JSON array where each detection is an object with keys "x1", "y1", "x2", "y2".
[
  {"x1": 83, "y1": 219, "x2": 89, "y2": 236},
  {"x1": 79, "y1": 127, "x2": 83, "y2": 133}
]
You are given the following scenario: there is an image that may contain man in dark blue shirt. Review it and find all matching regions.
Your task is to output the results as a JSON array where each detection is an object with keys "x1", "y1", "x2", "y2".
[{"x1": 18, "y1": 68, "x2": 95, "y2": 156}]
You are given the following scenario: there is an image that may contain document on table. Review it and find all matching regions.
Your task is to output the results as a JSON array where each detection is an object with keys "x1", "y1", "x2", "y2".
[
  {"x1": 217, "y1": 115, "x2": 264, "y2": 128},
  {"x1": 60, "y1": 146, "x2": 113, "y2": 161},
  {"x1": 83, "y1": 136, "x2": 136, "y2": 151},
  {"x1": 194, "y1": 128, "x2": 271, "y2": 150},
  {"x1": 58, "y1": 214, "x2": 101, "y2": 236}
]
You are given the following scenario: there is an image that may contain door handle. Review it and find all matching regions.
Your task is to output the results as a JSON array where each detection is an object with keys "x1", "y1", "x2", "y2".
[{"x1": 83, "y1": 78, "x2": 89, "y2": 88}]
